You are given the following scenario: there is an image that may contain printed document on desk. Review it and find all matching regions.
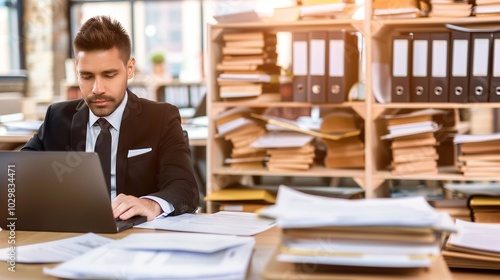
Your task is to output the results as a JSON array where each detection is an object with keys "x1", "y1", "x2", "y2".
[
  {"x1": 0, "y1": 233, "x2": 112, "y2": 263},
  {"x1": 135, "y1": 211, "x2": 276, "y2": 236},
  {"x1": 272, "y1": 185, "x2": 456, "y2": 231},
  {"x1": 44, "y1": 232, "x2": 255, "y2": 280}
]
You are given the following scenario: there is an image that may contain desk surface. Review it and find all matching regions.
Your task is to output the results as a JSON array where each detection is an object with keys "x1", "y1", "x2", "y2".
[{"x1": 0, "y1": 227, "x2": 498, "y2": 280}]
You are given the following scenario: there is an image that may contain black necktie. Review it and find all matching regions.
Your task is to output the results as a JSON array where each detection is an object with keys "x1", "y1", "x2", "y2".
[{"x1": 95, "y1": 118, "x2": 112, "y2": 194}]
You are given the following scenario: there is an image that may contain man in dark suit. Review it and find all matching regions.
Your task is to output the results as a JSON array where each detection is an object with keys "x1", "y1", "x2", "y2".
[{"x1": 22, "y1": 15, "x2": 199, "y2": 221}]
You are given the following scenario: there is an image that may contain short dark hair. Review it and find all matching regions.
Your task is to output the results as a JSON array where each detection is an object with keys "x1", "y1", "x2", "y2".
[{"x1": 73, "y1": 15, "x2": 131, "y2": 64}]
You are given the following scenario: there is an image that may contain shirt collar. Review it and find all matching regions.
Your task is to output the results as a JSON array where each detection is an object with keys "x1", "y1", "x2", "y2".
[{"x1": 88, "y1": 91, "x2": 128, "y2": 131}]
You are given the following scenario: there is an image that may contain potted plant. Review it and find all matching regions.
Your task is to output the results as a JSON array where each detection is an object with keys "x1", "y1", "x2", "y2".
[{"x1": 150, "y1": 52, "x2": 166, "y2": 76}]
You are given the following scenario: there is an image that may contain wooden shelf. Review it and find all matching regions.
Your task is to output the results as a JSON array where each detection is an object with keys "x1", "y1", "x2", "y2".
[
  {"x1": 205, "y1": 12, "x2": 500, "y2": 213},
  {"x1": 212, "y1": 166, "x2": 365, "y2": 178}
]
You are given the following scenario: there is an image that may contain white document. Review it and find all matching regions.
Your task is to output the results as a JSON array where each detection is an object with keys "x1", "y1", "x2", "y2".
[
  {"x1": 272, "y1": 185, "x2": 456, "y2": 232},
  {"x1": 448, "y1": 219, "x2": 500, "y2": 253},
  {"x1": 250, "y1": 131, "x2": 314, "y2": 148},
  {"x1": 444, "y1": 182, "x2": 500, "y2": 195},
  {"x1": 453, "y1": 132, "x2": 500, "y2": 144},
  {"x1": 0, "y1": 233, "x2": 112, "y2": 263},
  {"x1": 111, "y1": 232, "x2": 254, "y2": 253},
  {"x1": 135, "y1": 211, "x2": 276, "y2": 236},
  {"x1": 44, "y1": 239, "x2": 255, "y2": 280}
]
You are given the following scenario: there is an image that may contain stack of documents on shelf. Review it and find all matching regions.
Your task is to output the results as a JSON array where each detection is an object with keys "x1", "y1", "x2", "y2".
[
  {"x1": 453, "y1": 133, "x2": 500, "y2": 177},
  {"x1": 372, "y1": 0, "x2": 420, "y2": 19},
  {"x1": 215, "y1": 107, "x2": 268, "y2": 168},
  {"x1": 250, "y1": 131, "x2": 316, "y2": 171},
  {"x1": 428, "y1": 198, "x2": 471, "y2": 222},
  {"x1": 205, "y1": 186, "x2": 276, "y2": 213},
  {"x1": 320, "y1": 111, "x2": 364, "y2": 169},
  {"x1": 261, "y1": 185, "x2": 456, "y2": 279},
  {"x1": 467, "y1": 194, "x2": 500, "y2": 223},
  {"x1": 474, "y1": 0, "x2": 500, "y2": 16},
  {"x1": 442, "y1": 219, "x2": 500, "y2": 270},
  {"x1": 381, "y1": 109, "x2": 445, "y2": 175},
  {"x1": 428, "y1": 0, "x2": 472, "y2": 17},
  {"x1": 271, "y1": 1, "x2": 360, "y2": 22},
  {"x1": 44, "y1": 232, "x2": 255, "y2": 279},
  {"x1": 444, "y1": 182, "x2": 500, "y2": 197},
  {"x1": 217, "y1": 31, "x2": 280, "y2": 100}
]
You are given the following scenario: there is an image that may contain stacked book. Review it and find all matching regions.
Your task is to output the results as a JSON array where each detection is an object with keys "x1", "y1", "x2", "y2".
[
  {"x1": 214, "y1": 107, "x2": 267, "y2": 169},
  {"x1": 320, "y1": 111, "x2": 364, "y2": 169},
  {"x1": 217, "y1": 31, "x2": 280, "y2": 100},
  {"x1": 261, "y1": 185, "x2": 456, "y2": 279},
  {"x1": 442, "y1": 219, "x2": 500, "y2": 270},
  {"x1": 250, "y1": 131, "x2": 316, "y2": 172},
  {"x1": 381, "y1": 109, "x2": 444, "y2": 175},
  {"x1": 453, "y1": 133, "x2": 500, "y2": 177}
]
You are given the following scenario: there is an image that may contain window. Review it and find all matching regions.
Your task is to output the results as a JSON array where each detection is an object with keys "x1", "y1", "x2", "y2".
[
  {"x1": 68, "y1": 0, "x2": 269, "y2": 81},
  {"x1": 0, "y1": 0, "x2": 23, "y2": 71}
]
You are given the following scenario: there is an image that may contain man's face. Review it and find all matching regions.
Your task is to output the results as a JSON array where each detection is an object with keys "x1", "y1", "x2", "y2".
[{"x1": 75, "y1": 47, "x2": 134, "y2": 117}]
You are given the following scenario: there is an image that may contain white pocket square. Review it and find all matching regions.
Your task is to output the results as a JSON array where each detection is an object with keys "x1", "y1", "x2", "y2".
[{"x1": 127, "y1": 148, "x2": 152, "y2": 158}]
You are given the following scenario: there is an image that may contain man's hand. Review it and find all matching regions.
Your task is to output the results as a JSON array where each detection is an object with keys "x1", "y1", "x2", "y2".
[{"x1": 112, "y1": 194, "x2": 162, "y2": 221}]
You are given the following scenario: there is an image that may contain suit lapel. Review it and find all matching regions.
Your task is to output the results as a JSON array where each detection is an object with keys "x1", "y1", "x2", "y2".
[
  {"x1": 116, "y1": 91, "x2": 142, "y2": 194},
  {"x1": 70, "y1": 100, "x2": 89, "y2": 151}
]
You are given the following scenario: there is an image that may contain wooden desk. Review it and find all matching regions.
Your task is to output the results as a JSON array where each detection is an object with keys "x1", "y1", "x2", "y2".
[
  {"x1": 0, "y1": 134, "x2": 31, "y2": 150},
  {"x1": 0, "y1": 227, "x2": 498, "y2": 280}
]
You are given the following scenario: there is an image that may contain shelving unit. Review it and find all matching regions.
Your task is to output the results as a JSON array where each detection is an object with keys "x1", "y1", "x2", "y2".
[{"x1": 205, "y1": 3, "x2": 500, "y2": 213}]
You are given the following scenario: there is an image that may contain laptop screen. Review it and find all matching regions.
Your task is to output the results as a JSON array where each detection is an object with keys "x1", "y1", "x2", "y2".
[{"x1": 0, "y1": 151, "x2": 126, "y2": 233}]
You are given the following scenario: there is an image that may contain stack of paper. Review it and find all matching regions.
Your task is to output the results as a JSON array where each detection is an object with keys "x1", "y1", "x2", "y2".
[
  {"x1": 381, "y1": 109, "x2": 445, "y2": 175},
  {"x1": 262, "y1": 185, "x2": 456, "y2": 276},
  {"x1": 467, "y1": 194, "x2": 500, "y2": 223},
  {"x1": 250, "y1": 131, "x2": 316, "y2": 171},
  {"x1": 217, "y1": 31, "x2": 280, "y2": 100},
  {"x1": 373, "y1": 0, "x2": 420, "y2": 19},
  {"x1": 44, "y1": 232, "x2": 256, "y2": 279},
  {"x1": 214, "y1": 107, "x2": 267, "y2": 169},
  {"x1": 429, "y1": 0, "x2": 472, "y2": 17},
  {"x1": 204, "y1": 187, "x2": 276, "y2": 213},
  {"x1": 474, "y1": 0, "x2": 500, "y2": 16},
  {"x1": 320, "y1": 110, "x2": 365, "y2": 169},
  {"x1": 453, "y1": 133, "x2": 500, "y2": 176},
  {"x1": 442, "y1": 219, "x2": 500, "y2": 270}
]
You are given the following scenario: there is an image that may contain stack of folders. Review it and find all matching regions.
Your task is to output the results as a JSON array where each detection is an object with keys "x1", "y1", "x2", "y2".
[
  {"x1": 215, "y1": 107, "x2": 267, "y2": 169},
  {"x1": 392, "y1": 24, "x2": 500, "y2": 104},
  {"x1": 442, "y1": 219, "x2": 500, "y2": 270},
  {"x1": 250, "y1": 131, "x2": 316, "y2": 171},
  {"x1": 261, "y1": 185, "x2": 456, "y2": 279},
  {"x1": 217, "y1": 31, "x2": 280, "y2": 100},
  {"x1": 428, "y1": 0, "x2": 472, "y2": 17},
  {"x1": 44, "y1": 233, "x2": 255, "y2": 279},
  {"x1": 204, "y1": 186, "x2": 276, "y2": 213},
  {"x1": 381, "y1": 109, "x2": 444, "y2": 175},
  {"x1": 321, "y1": 111, "x2": 364, "y2": 169},
  {"x1": 291, "y1": 30, "x2": 359, "y2": 103},
  {"x1": 453, "y1": 133, "x2": 500, "y2": 176},
  {"x1": 467, "y1": 194, "x2": 500, "y2": 223},
  {"x1": 372, "y1": 0, "x2": 420, "y2": 19}
]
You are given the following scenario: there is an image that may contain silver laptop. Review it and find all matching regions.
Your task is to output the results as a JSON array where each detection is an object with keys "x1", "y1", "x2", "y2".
[{"x1": 0, "y1": 151, "x2": 146, "y2": 233}]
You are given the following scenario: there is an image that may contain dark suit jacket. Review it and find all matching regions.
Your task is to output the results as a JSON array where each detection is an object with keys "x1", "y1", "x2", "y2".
[{"x1": 22, "y1": 90, "x2": 199, "y2": 215}]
